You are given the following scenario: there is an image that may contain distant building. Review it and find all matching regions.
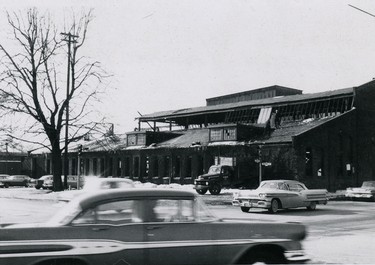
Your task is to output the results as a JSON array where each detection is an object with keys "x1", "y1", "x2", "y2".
[{"x1": 34, "y1": 80, "x2": 375, "y2": 191}]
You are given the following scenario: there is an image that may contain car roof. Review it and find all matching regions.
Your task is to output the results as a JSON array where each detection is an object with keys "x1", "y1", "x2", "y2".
[
  {"x1": 76, "y1": 188, "x2": 196, "y2": 209},
  {"x1": 261, "y1": 179, "x2": 303, "y2": 184}
]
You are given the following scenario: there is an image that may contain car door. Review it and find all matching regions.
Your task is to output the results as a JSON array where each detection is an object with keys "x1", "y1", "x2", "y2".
[
  {"x1": 287, "y1": 183, "x2": 306, "y2": 207},
  {"x1": 143, "y1": 198, "x2": 215, "y2": 265},
  {"x1": 66, "y1": 199, "x2": 147, "y2": 265}
]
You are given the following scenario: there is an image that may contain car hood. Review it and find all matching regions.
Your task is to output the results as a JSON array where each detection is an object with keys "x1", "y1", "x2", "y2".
[
  {"x1": 236, "y1": 188, "x2": 284, "y2": 197},
  {"x1": 198, "y1": 173, "x2": 220, "y2": 179},
  {"x1": 347, "y1": 187, "x2": 374, "y2": 193}
]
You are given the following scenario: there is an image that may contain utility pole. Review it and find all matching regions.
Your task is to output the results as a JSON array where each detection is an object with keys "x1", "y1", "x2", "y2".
[
  {"x1": 61, "y1": 32, "x2": 78, "y2": 189},
  {"x1": 258, "y1": 145, "x2": 262, "y2": 185}
]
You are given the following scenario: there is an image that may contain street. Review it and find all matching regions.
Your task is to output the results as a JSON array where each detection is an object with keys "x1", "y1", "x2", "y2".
[{"x1": 0, "y1": 189, "x2": 375, "y2": 264}]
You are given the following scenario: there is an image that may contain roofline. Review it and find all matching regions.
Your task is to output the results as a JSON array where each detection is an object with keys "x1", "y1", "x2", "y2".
[
  {"x1": 138, "y1": 87, "x2": 354, "y2": 122},
  {"x1": 206, "y1": 85, "x2": 302, "y2": 101}
]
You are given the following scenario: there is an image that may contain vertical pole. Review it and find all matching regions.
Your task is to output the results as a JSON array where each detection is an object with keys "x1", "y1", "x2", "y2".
[
  {"x1": 258, "y1": 145, "x2": 262, "y2": 185},
  {"x1": 77, "y1": 147, "x2": 80, "y2": 190},
  {"x1": 5, "y1": 142, "x2": 8, "y2": 174},
  {"x1": 63, "y1": 34, "x2": 71, "y2": 190}
]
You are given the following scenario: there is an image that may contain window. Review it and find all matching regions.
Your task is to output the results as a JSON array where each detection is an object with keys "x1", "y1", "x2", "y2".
[
  {"x1": 210, "y1": 128, "x2": 223, "y2": 141},
  {"x1": 289, "y1": 183, "x2": 306, "y2": 192},
  {"x1": 223, "y1": 128, "x2": 236, "y2": 140},
  {"x1": 72, "y1": 200, "x2": 137, "y2": 225},
  {"x1": 127, "y1": 135, "x2": 137, "y2": 146},
  {"x1": 137, "y1": 134, "x2": 146, "y2": 145}
]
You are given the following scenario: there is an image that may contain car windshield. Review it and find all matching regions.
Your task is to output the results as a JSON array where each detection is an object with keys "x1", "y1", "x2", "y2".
[
  {"x1": 362, "y1": 182, "x2": 375, "y2": 188},
  {"x1": 208, "y1": 166, "x2": 221, "y2": 174},
  {"x1": 260, "y1": 182, "x2": 289, "y2": 190}
]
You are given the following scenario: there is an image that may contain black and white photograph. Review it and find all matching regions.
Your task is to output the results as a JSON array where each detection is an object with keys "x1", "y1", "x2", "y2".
[{"x1": 0, "y1": 1, "x2": 375, "y2": 264}]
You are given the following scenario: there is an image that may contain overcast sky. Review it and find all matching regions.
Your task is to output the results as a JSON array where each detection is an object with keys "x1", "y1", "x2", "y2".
[{"x1": 1, "y1": 0, "x2": 375, "y2": 134}]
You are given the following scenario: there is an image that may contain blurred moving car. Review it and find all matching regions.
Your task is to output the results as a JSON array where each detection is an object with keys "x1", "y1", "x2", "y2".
[
  {"x1": 0, "y1": 175, "x2": 31, "y2": 188},
  {"x1": 0, "y1": 174, "x2": 10, "y2": 188},
  {"x1": 43, "y1": 175, "x2": 85, "y2": 190},
  {"x1": 82, "y1": 177, "x2": 134, "y2": 191},
  {"x1": 233, "y1": 180, "x2": 328, "y2": 213},
  {"x1": 345, "y1": 181, "x2": 375, "y2": 201},
  {"x1": 0, "y1": 189, "x2": 309, "y2": 265},
  {"x1": 34, "y1": 175, "x2": 53, "y2": 189}
]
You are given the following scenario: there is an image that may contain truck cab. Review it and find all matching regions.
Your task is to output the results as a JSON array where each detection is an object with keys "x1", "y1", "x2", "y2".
[{"x1": 194, "y1": 165, "x2": 234, "y2": 195}]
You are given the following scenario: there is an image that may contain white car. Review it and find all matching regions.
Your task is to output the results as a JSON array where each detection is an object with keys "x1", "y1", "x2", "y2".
[
  {"x1": 233, "y1": 180, "x2": 328, "y2": 213},
  {"x1": 345, "y1": 181, "x2": 375, "y2": 201},
  {"x1": 83, "y1": 177, "x2": 135, "y2": 191}
]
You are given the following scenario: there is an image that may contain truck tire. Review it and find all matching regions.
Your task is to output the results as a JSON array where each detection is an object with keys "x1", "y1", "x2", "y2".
[
  {"x1": 209, "y1": 183, "x2": 221, "y2": 195},
  {"x1": 241, "y1": 206, "x2": 250, "y2": 212},
  {"x1": 196, "y1": 188, "x2": 208, "y2": 195}
]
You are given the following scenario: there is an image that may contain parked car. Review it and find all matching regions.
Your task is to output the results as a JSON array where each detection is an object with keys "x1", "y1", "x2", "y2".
[
  {"x1": 0, "y1": 189, "x2": 309, "y2": 265},
  {"x1": 34, "y1": 175, "x2": 53, "y2": 189},
  {"x1": 43, "y1": 175, "x2": 85, "y2": 190},
  {"x1": 0, "y1": 174, "x2": 9, "y2": 188},
  {"x1": 233, "y1": 180, "x2": 328, "y2": 213},
  {"x1": 0, "y1": 175, "x2": 31, "y2": 188},
  {"x1": 194, "y1": 164, "x2": 258, "y2": 195},
  {"x1": 345, "y1": 181, "x2": 375, "y2": 201},
  {"x1": 194, "y1": 165, "x2": 235, "y2": 195},
  {"x1": 82, "y1": 177, "x2": 135, "y2": 191}
]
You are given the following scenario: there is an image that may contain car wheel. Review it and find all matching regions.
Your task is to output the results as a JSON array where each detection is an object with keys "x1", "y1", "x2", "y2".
[
  {"x1": 307, "y1": 201, "x2": 317, "y2": 211},
  {"x1": 268, "y1": 199, "x2": 279, "y2": 214},
  {"x1": 196, "y1": 188, "x2": 208, "y2": 195},
  {"x1": 35, "y1": 186, "x2": 41, "y2": 189},
  {"x1": 4, "y1": 183, "x2": 9, "y2": 188},
  {"x1": 241, "y1": 206, "x2": 250, "y2": 213},
  {"x1": 209, "y1": 184, "x2": 222, "y2": 195},
  {"x1": 244, "y1": 250, "x2": 287, "y2": 264}
]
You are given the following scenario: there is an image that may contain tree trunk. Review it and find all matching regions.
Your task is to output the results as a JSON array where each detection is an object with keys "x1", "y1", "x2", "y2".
[{"x1": 51, "y1": 142, "x2": 64, "y2": 191}]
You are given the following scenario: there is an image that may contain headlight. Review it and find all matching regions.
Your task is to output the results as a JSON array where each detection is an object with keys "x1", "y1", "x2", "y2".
[{"x1": 259, "y1": 193, "x2": 266, "y2": 199}]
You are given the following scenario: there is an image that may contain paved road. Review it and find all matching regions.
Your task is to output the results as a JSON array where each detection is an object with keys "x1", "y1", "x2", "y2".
[{"x1": 1, "y1": 189, "x2": 375, "y2": 263}]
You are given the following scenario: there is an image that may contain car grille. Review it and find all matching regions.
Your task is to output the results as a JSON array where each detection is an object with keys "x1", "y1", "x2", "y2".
[{"x1": 238, "y1": 199, "x2": 260, "y2": 203}]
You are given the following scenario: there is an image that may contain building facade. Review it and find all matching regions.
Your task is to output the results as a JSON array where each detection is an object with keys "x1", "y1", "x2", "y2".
[{"x1": 34, "y1": 81, "x2": 375, "y2": 191}]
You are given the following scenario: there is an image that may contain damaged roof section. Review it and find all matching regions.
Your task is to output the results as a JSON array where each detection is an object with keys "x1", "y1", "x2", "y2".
[
  {"x1": 137, "y1": 115, "x2": 340, "y2": 149},
  {"x1": 138, "y1": 87, "x2": 354, "y2": 123}
]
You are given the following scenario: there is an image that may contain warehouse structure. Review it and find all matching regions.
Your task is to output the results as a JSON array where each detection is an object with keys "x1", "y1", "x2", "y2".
[{"x1": 32, "y1": 81, "x2": 375, "y2": 191}]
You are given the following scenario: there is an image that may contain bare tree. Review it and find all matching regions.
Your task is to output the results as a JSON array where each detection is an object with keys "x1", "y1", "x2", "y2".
[{"x1": 0, "y1": 9, "x2": 108, "y2": 191}]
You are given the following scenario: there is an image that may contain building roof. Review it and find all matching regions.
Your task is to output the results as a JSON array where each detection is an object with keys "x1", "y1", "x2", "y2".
[
  {"x1": 130, "y1": 116, "x2": 337, "y2": 149},
  {"x1": 138, "y1": 87, "x2": 354, "y2": 122}
]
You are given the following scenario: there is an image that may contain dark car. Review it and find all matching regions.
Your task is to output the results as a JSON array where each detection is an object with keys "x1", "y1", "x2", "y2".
[
  {"x1": 194, "y1": 165, "x2": 235, "y2": 195},
  {"x1": 0, "y1": 189, "x2": 309, "y2": 265},
  {"x1": 1, "y1": 175, "x2": 31, "y2": 188}
]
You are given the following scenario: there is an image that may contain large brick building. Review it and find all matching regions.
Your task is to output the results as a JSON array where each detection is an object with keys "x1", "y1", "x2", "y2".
[{"x1": 33, "y1": 80, "x2": 375, "y2": 191}]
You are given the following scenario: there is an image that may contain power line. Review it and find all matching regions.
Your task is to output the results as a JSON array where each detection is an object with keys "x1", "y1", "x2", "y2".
[{"x1": 349, "y1": 4, "x2": 375, "y2": 19}]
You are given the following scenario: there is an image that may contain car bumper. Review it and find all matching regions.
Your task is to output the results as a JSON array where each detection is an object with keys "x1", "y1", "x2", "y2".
[
  {"x1": 232, "y1": 198, "x2": 270, "y2": 209},
  {"x1": 284, "y1": 250, "x2": 310, "y2": 263},
  {"x1": 345, "y1": 193, "x2": 374, "y2": 199},
  {"x1": 194, "y1": 184, "x2": 209, "y2": 190}
]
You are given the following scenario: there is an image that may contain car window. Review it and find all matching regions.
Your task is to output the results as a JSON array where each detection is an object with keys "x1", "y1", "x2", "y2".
[
  {"x1": 72, "y1": 200, "x2": 136, "y2": 225},
  {"x1": 71, "y1": 197, "x2": 217, "y2": 225},
  {"x1": 153, "y1": 199, "x2": 194, "y2": 222},
  {"x1": 289, "y1": 183, "x2": 305, "y2": 192},
  {"x1": 278, "y1": 183, "x2": 289, "y2": 190}
]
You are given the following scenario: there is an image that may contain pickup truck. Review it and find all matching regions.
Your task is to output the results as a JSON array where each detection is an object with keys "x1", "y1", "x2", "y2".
[{"x1": 194, "y1": 165, "x2": 235, "y2": 195}]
